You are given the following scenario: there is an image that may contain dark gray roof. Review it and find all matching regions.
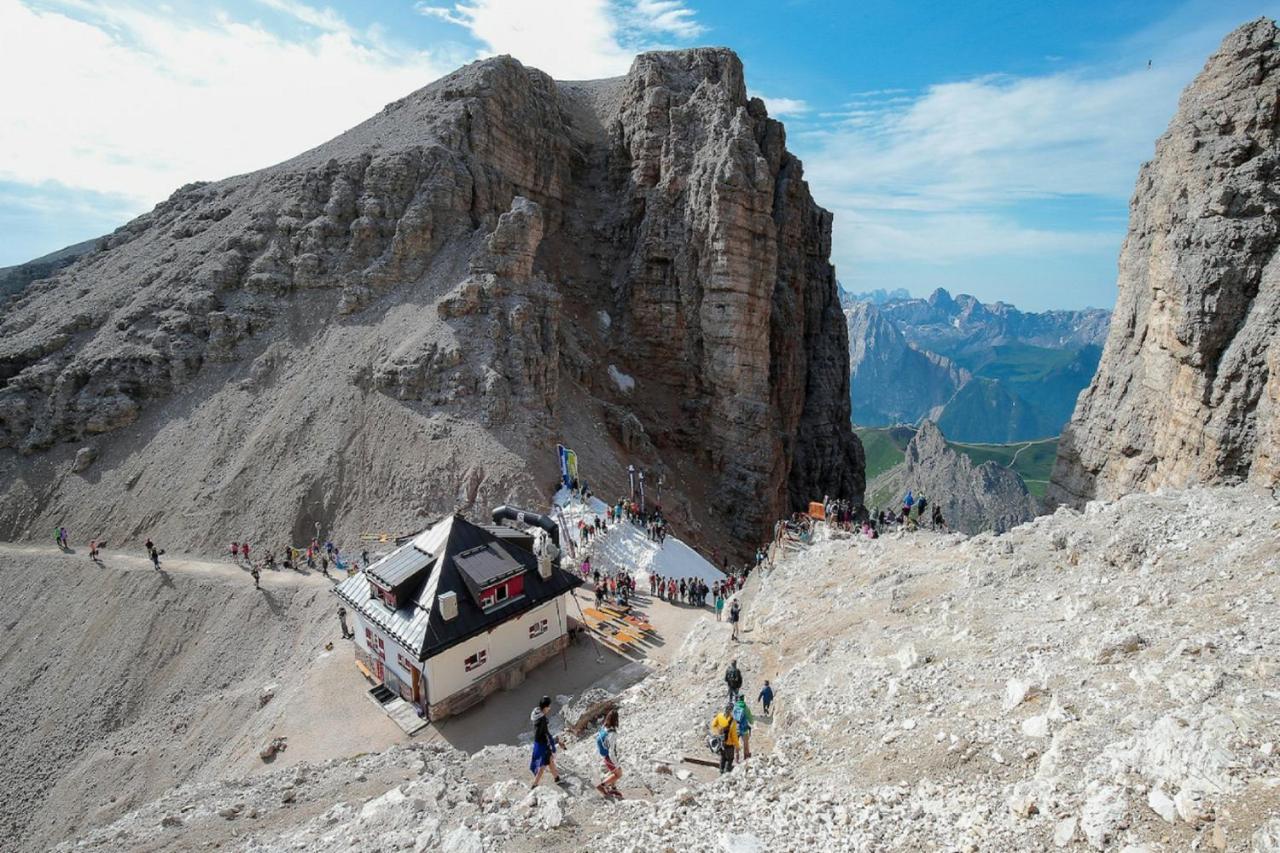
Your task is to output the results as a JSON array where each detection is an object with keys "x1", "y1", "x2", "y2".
[
  {"x1": 335, "y1": 514, "x2": 582, "y2": 660},
  {"x1": 367, "y1": 540, "x2": 434, "y2": 588},
  {"x1": 452, "y1": 541, "x2": 522, "y2": 598}
]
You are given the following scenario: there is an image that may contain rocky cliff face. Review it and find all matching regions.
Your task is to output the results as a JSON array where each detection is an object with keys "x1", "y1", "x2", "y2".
[
  {"x1": 0, "y1": 49, "x2": 861, "y2": 549},
  {"x1": 868, "y1": 420, "x2": 1037, "y2": 534},
  {"x1": 846, "y1": 302, "x2": 969, "y2": 426},
  {"x1": 1051, "y1": 19, "x2": 1280, "y2": 506}
]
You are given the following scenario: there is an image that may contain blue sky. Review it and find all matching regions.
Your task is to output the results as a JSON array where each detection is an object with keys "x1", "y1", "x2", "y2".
[{"x1": 1, "y1": 0, "x2": 1275, "y2": 309}]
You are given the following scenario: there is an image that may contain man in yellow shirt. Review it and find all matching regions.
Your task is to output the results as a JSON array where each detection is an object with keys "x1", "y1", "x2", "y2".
[{"x1": 710, "y1": 702, "x2": 739, "y2": 774}]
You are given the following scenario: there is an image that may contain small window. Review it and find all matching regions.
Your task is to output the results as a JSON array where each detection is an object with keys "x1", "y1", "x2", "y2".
[
  {"x1": 464, "y1": 649, "x2": 488, "y2": 672},
  {"x1": 529, "y1": 619, "x2": 548, "y2": 639},
  {"x1": 365, "y1": 628, "x2": 385, "y2": 658},
  {"x1": 397, "y1": 653, "x2": 416, "y2": 673},
  {"x1": 480, "y1": 592, "x2": 496, "y2": 609},
  {"x1": 494, "y1": 584, "x2": 509, "y2": 603}
]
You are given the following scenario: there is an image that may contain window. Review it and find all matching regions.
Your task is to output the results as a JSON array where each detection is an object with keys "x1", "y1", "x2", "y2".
[
  {"x1": 365, "y1": 628, "x2": 385, "y2": 659},
  {"x1": 529, "y1": 618, "x2": 548, "y2": 639},
  {"x1": 397, "y1": 653, "x2": 416, "y2": 673},
  {"x1": 480, "y1": 582, "x2": 510, "y2": 610},
  {"x1": 464, "y1": 649, "x2": 488, "y2": 672}
]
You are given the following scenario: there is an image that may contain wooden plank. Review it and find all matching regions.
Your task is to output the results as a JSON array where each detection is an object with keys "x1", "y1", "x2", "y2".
[{"x1": 681, "y1": 755, "x2": 720, "y2": 767}]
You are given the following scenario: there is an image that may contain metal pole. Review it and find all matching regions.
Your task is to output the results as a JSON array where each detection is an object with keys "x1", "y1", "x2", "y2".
[{"x1": 639, "y1": 471, "x2": 645, "y2": 513}]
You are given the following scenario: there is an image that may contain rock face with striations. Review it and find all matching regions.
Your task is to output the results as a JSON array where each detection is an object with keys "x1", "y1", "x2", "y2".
[
  {"x1": 1051, "y1": 18, "x2": 1280, "y2": 506},
  {"x1": 0, "y1": 49, "x2": 861, "y2": 549},
  {"x1": 868, "y1": 420, "x2": 1036, "y2": 534}
]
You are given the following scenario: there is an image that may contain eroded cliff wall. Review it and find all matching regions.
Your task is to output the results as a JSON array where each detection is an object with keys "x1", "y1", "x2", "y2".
[
  {"x1": 0, "y1": 49, "x2": 861, "y2": 549},
  {"x1": 1050, "y1": 18, "x2": 1280, "y2": 506}
]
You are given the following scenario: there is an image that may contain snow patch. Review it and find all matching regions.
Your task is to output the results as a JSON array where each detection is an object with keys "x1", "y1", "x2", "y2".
[
  {"x1": 608, "y1": 364, "x2": 634, "y2": 393},
  {"x1": 597, "y1": 310, "x2": 611, "y2": 330}
]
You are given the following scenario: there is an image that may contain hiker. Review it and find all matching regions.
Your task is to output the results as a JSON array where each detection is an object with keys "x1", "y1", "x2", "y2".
[
  {"x1": 916, "y1": 493, "x2": 928, "y2": 522},
  {"x1": 529, "y1": 696, "x2": 561, "y2": 787},
  {"x1": 734, "y1": 695, "x2": 755, "y2": 759},
  {"x1": 715, "y1": 590, "x2": 725, "y2": 621},
  {"x1": 88, "y1": 539, "x2": 100, "y2": 562},
  {"x1": 710, "y1": 702, "x2": 740, "y2": 774},
  {"x1": 932, "y1": 504, "x2": 944, "y2": 530},
  {"x1": 361, "y1": 549, "x2": 369, "y2": 567},
  {"x1": 759, "y1": 680, "x2": 774, "y2": 714},
  {"x1": 231, "y1": 541, "x2": 240, "y2": 562},
  {"x1": 147, "y1": 541, "x2": 163, "y2": 570},
  {"x1": 242, "y1": 542, "x2": 251, "y2": 562},
  {"x1": 321, "y1": 554, "x2": 330, "y2": 576},
  {"x1": 56, "y1": 526, "x2": 68, "y2": 549},
  {"x1": 596, "y1": 708, "x2": 622, "y2": 797},
  {"x1": 337, "y1": 605, "x2": 353, "y2": 639},
  {"x1": 725, "y1": 659, "x2": 743, "y2": 702},
  {"x1": 251, "y1": 563, "x2": 261, "y2": 588},
  {"x1": 728, "y1": 598, "x2": 742, "y2": 641}
]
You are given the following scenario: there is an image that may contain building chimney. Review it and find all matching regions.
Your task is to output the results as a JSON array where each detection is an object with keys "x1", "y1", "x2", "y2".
[{"x1": 439, "y1": 591, "x2": 458, "y2": 621}]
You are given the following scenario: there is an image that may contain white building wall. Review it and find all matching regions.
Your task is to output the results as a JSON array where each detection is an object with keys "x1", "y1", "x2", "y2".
[
  {"x1": 353, "y1": 612, "x2": 417, "y2": 689},
  {"x1": 424, "y1": 596, "x2": 567, "y2": 704}
]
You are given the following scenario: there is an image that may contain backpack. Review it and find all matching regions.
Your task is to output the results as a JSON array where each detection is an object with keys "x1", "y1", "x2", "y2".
[
  {"x1": 707, "y1": 733, "x2": 723, "y2": 754},
  {"x1": 733, "y1": 704, "x2": 750, "y2": 731},
  {"x1": 595, "y1": 727, "x2": 610, "y2": 757}
]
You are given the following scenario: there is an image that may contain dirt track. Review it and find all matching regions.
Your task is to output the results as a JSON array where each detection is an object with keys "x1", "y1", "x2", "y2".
[{"x1": 0, "y1": 542, "x2": 400, "y2": 851}]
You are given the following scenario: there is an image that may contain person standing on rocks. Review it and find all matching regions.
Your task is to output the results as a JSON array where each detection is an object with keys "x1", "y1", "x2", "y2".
[
  {"x1": 759, "y1": 680, "x2": 774, "y2": 715},
  {"x1": 337, "y1": 605, "x2": 353, "y2": 639},
  {"x1": 728, "y1": 598, "x2": 742, "y2": 641},
  {"x1": 251, "y1": 563, "x2": 261, "y2": 588},
  {"x1": 715, "y1": 589, "x2": 725, "y2": 621},
  {"x1": 733, "y1": 695, "x2": 754, "y2": 759},
  {"x1": 725, "y1": 659, "x2": 743, "y2": 702},
  {"x1": 243, "y1": 542, "x2": 251, "y2": 564},
  {"x1": 231, "y1": 542, "x2": 240, "y2": 563},
  {"x1": 595, "y1": 708, "x2": 622, "y2": 798},
  {"x1": 529, "y1": 696, "x2": 561, "y2": 788},
  {"x1": 710, "y1": 702, "x2": 739, "y2": 774},
  {"x1": 88, "y1": 538, "x2": 100, "y2": 562}
]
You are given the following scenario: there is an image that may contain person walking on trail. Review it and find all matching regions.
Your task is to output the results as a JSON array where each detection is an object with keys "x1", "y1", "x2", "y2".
[
  {"x1": 725, "y1": 659, "x2": 743, "y2": 703},
  {"x1": 733, "y1": 696, "x2": 755, "y2": 759},
  {"x1": 242, "y1": 542, "x2": 251, "y2": 563},
  {"x1": 529, "y1": 696, "x2": 562, "y2": 787},
  {"x1": 916, "y1": 493, "x2": 928, "y2": 523},
  {"x1": 932, "y1": 503, "x2": 944, "y2": 530},
  {"x1": 715, "y1": 590, "x2": 725, "y2": 621},
  {"x1": 251, "y1": 563, "x2": 261, "y2": 588},
  {"x1": 710, "y1": 702, "x2": 740, "y2": 774},
  {"x1": 56, "y1": 526, "x2": 68, "y2": 549},
  {"x1": 321, "y1": 554, "x2": 330, "y2": 577},
  {"x1": 88, "y1": 539, "x2": 100, "y2": 562},
  {"x1": 759, "y1": 680, "x2": 774, "y2": 715},
  {"x1": 231, "y1": 542, "x2": 240, "y2": 562},
  {"x1": 596, "y1": 708, "x2": 622, "y2": 798},
  {"x1": 337, "y1": 605, "x2": 353, "y2": 639},
  {"x1": 728, "y1": 598, "x2": 742, "y2": 641}
]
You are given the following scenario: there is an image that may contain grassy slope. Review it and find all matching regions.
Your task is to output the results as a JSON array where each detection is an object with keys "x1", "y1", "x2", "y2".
[{"x1": 854, "y1": 426, "x2": 1058, "y2": 500}]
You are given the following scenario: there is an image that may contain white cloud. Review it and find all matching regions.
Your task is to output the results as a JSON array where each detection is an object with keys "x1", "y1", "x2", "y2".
[
  {"x1": 0, "y1": 0, "x2": 450, "y2": 208},
  {"x1": 417, "y1": 0, "x2": 704, "y2": 79},
  {"x1": 798, "y1": 59, "x2": 1198, "y2": 267},
  {"x1": 758, "y1": 94, "x2": 808, "y2": 117}
]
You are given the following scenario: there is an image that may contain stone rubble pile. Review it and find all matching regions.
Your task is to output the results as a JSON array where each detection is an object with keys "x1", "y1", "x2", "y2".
[{"x1": 61, "y1": 485, "x2": 1280, "y2": 851}]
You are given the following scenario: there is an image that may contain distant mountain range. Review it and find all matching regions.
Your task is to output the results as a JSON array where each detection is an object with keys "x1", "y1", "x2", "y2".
[{"x1": 845, "y1": 288, "x2": 1110, "y2": 443}]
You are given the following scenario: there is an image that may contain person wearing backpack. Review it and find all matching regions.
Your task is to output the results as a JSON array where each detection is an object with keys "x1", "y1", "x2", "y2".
[
  {"x1": 710, "y1": 702, "x2": 739, "y2": 774},
  {"x1": 724, "y1": 659, "x2": 743, "y2": 702},
  {"x1": 759, "y1": 680, "x2": 774, "y2": 715},
  {"x1": 728, "y1": 599, "x2": 742, "y2": 641},
  {"x1": 529, "y1": 696, "x2": 561, "y2": 788},
  {"x1": 595, "y1": 709, "x2": 622, "y2": 798},
  {"x1": 733, "y1": 696, "x2": 755, "y2": 759}
]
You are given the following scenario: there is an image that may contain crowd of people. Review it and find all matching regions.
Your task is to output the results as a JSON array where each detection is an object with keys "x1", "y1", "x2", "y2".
[{"x1": 227, "y1": 537, "x2": 372, "y2": 588}]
